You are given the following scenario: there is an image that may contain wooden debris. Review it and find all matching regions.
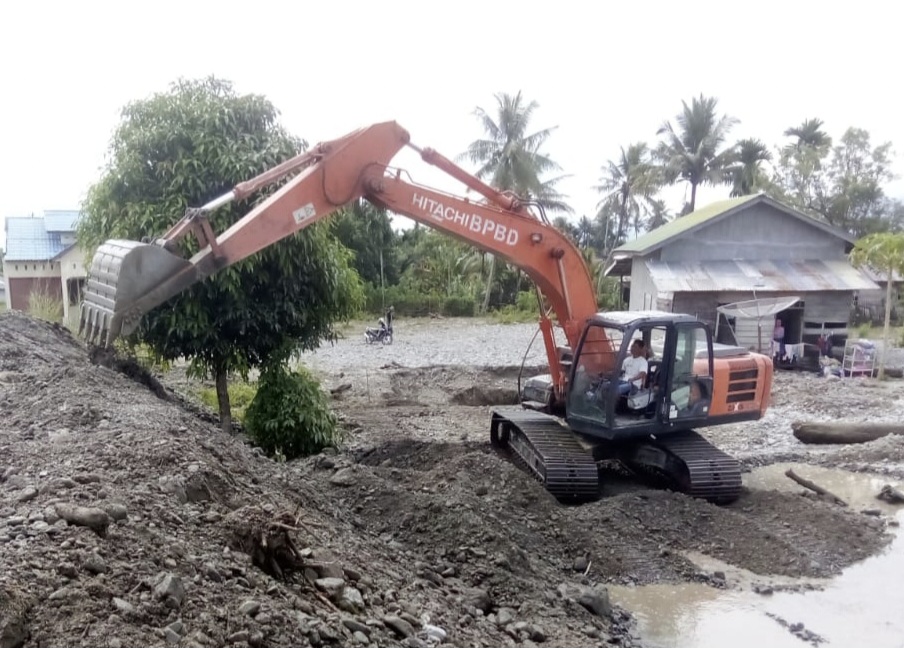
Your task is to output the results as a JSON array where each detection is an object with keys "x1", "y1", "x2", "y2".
[
  {"x1": 227, "y1": 506, "x2": 305, "y2": 580},
  {"x1": 785, "y1": 468, "x2": 848, "y2": 506},
  {"x1": 792, "y1": 421, "x2": 904, "y2": 445}
]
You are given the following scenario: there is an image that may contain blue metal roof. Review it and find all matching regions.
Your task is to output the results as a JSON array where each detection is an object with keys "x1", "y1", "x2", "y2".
[
  {"x1": 4, "y1": 215, "x2": 75, "y2": 262},
  {"x1": 43, "y1": 210, "x2": 81, "y2": 232}
]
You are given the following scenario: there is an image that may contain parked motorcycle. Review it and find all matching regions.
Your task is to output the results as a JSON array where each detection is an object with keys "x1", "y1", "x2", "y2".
[
  {"x1": 364, "y1": 307, "x2": 395, "y2": 345},
  {"x1": 364, "y1": 319, "x2": 393, "y2": 345}
]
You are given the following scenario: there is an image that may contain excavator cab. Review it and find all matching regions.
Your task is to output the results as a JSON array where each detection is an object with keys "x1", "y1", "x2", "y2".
[{"x1": 565, "y1": 312, "x2": 715, "y2": 441}]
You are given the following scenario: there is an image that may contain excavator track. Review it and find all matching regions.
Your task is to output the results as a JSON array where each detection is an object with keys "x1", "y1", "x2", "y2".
[
  {"x1": 490, "y1": 407, "x2": 599, "y2": 502},
  {"x1": 490, "y1": 407, "x2": 742, "y2": 505},
  {"x1": 624, "y1": 430, "x2": 743, "y2": 504}
]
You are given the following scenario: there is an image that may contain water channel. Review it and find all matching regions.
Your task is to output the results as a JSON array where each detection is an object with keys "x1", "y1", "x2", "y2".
[{"x1": 611, "y1": 464, "x2": 904, "y2": 648}]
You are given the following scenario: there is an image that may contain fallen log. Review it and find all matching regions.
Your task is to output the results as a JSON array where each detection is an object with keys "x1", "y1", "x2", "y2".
[
  {"x1": 877, "y1": 484, "x2": 904, "y2": 505},
  {"x1": 785, "y1": 468, "x2": 847, "y2": 506},
  {"x1": 792, "y1": 421, "x2": 904, "y2": 445}
]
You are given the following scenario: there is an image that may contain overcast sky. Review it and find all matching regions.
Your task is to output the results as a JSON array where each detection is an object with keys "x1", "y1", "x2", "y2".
[{"x1": 1, "y1": 0, "x2": 901, "y2": 250}]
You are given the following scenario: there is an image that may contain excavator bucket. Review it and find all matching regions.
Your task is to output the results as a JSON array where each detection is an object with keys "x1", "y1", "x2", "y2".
[{"x1": 79, "y1": 239, "x2": 194, "y2": 348}]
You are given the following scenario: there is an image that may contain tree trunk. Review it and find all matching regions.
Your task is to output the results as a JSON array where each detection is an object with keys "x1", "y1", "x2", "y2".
[
  {"x1": 689, "y1": 182, "x2": 698, "y2": 213},
  {"x1": 215, "y1": 369, "x2": 233, "y2": 434},
  {"x1": 481, "y1": 255, "x2": 496, "y2": 314},
  {"x1": 792, "y1": 421, "x2": 904, "y2": 445},
  {"x1": 880, "y1": 263, "x2": 893, "y2": 381}
]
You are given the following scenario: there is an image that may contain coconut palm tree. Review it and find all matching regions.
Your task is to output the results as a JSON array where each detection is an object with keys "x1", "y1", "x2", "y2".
[
  {"x1": 459, "y1": 91, "x2": 573, "y2": 312},
  {"x1": 784, "y1": 118, "x2": 832, "y2": 151},
  {"x1": 655, "y1": 94, "x2": 739, "y2": 213},
  {"x1": 729, "y1": 138, "x2": 773, "y2": 197},
  {"x1": 459, "y1": 91, "x2": 573, "y2": 214},
  {"x1": 595, "y1": 142, "x2": 662, "y2": 250}
]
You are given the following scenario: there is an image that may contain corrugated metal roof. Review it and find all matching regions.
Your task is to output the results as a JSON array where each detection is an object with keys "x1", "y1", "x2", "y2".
[
  {"x1": 4, "y1": 217, "x2": 68, "y2": 261},
  {"x1": 613, "y1": 193, "x2": 854, "y2": 257},
  {"x1": 646, "y1": 258, "x2": 880, "y2": 293},
  {"x1": 614, "y1": 195, "x2": 759, "y2": 254},
  {"x1": 860, "y1": 265, "x2": 904, "y2": 284},
  {"x1": 43, "y1": 210, "x2": 81, "y2": 232}
]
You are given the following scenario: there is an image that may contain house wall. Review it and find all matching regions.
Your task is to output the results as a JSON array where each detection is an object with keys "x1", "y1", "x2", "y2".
[
  {"x1": 627, "y1": 259, "x2": 659, "y2": 311},
  {"x1": 7, "y1": 276, "x2": 64, "y2": 312},
  {"x1": 672, "y1": 290, "x2": 852, "y2": 351},
  {"x1": 2, "y1": 247, "x2": 86, "y2": 321},
  {"x1": 58, "y1": 246, "x2": 86, "y2": 284},
  {"x1": 857, "y1": 283, "x2": 901, "y2": 322},
  {"x1": 57, "y1": 246, "x2": 87, "y2": 323},
  {"x1": 3, "y1": 260, "x2": 62, "y2": 279},
  {"x1": 659, "y1": 203, "x2": 848, "y2": 263}
]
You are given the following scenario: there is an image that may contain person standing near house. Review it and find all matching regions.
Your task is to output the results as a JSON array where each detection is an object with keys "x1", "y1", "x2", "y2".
[{"x1": 773, "y1": 319, "x2": 786, "y2": 359}]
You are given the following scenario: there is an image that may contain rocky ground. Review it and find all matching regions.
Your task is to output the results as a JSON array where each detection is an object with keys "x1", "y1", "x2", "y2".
[{"x1": 1, "y1": 312, "x2": 902, "y2": 648}]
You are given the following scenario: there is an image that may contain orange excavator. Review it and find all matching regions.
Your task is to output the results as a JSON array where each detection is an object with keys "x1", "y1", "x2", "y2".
[{"x1": 79, "y1": 121, "x2": 773, "y2": 504}]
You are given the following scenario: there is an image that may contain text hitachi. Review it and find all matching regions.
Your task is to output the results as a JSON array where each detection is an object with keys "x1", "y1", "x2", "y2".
[{"x1": 411, "y1": 193, "x2": 519, "y2": 246}]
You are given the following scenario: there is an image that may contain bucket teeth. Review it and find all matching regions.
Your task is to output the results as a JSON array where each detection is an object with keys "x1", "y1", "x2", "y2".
[{"x1": 77, "y1": 303, "x2": 121, "y2": 348}]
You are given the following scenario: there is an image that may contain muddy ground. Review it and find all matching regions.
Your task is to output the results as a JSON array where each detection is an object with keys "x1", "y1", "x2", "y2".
[{"x1": 1, "y1": 313, "x2": 902, "y2": 648}]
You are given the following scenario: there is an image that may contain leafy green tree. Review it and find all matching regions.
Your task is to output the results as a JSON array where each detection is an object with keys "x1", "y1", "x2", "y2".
[
  {"x1": 729, "y1": 138, "x2": 773, "y2": 197},
  {"x1": 655, "y1": 94, "x2": 739, "y2": 213},
  {"x1": 595, "y1": 142, "x2": 662, "y2": 249},
  {"x1": 773, "y1": 125, "x2": 902, "y2": 237},
  {"x1": 329, "y1": 199, "x2": 399, "y2": 287},
  {"x1": 850, "y1": 232, "x2": 904, "y2": 379},
  {"x1": 459, "y1": 91, "x2": 573, "y2": 313},
  {"x1": 78, "y1": 77, "x2": 362, "y2": 432}
]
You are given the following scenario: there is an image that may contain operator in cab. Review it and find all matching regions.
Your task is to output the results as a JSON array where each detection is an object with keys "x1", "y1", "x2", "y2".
[{"x1": 618, "y1": 339, "x2": 648, "y2": 396}]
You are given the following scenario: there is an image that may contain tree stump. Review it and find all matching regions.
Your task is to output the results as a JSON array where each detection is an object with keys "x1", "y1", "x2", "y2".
[{"x1": 226, "y1": 506, "x2": 305, "y2": 580}]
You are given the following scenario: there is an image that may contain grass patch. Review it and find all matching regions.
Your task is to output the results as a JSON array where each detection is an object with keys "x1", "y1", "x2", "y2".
[
  {"x1": 198, "y1": 381, "x2": 258, "y2": 423},
  {"x1": 489, "y1": 305, "x2": 539, "y2": 324},
  {"x1": 854, "y1": 324, "x2": 903, "y2": 345},
  {"x1": 27, "y1": 289, "x2": 63, "y2": 323}
]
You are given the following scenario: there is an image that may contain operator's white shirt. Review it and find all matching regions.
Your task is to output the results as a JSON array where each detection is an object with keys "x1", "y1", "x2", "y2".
[{"x1": 622, "y1": 355, "x2": 648, "y2": 389}]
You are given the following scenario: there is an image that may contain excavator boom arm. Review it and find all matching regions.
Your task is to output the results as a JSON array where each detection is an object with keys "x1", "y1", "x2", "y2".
[{"x1": 79, "y1": 120, "x2": 605, "y2": 390}]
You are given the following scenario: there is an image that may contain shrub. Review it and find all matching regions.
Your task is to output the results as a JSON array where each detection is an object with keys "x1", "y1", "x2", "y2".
[
  {"x1": 243, "y1": 363, "x2": 341, "y2": 460},
  {"x1": 441, "y1": 295, "x2": 476, "y2": 317},
  {"x1": 361, "y1": 282, "x2": 480, "y2": 318}
]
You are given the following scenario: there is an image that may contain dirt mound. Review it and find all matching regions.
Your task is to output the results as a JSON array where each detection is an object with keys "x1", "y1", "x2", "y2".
[
  {"x1": 301, "y1": 436, "x2": 892, "y2": 589},
  {"x1": 0, "y1": 311, "x2": 896, "y2": 648},
  {"x1": 0, "y1": 312, "x2": 638, "y2": 647}
]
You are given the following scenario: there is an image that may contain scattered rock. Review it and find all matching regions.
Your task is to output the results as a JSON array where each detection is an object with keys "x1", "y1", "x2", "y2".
[
  {"x1": 383, "y1": 615, "x2": 415, "y2": 639},
  {"x1": 329, "y1": 468, "x2": 357, "y2": 487},
  {"x1": 52, "y1": 503, "x2": 110, "y2": 536},
  {"x1": 154, "y1": 573, "x2": 185, "y2": 608}
]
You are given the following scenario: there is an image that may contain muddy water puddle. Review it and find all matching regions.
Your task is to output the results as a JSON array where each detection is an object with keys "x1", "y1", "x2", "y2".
[{"x1": 613, "y1": 464, "x2": 904, "y2": 648}]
